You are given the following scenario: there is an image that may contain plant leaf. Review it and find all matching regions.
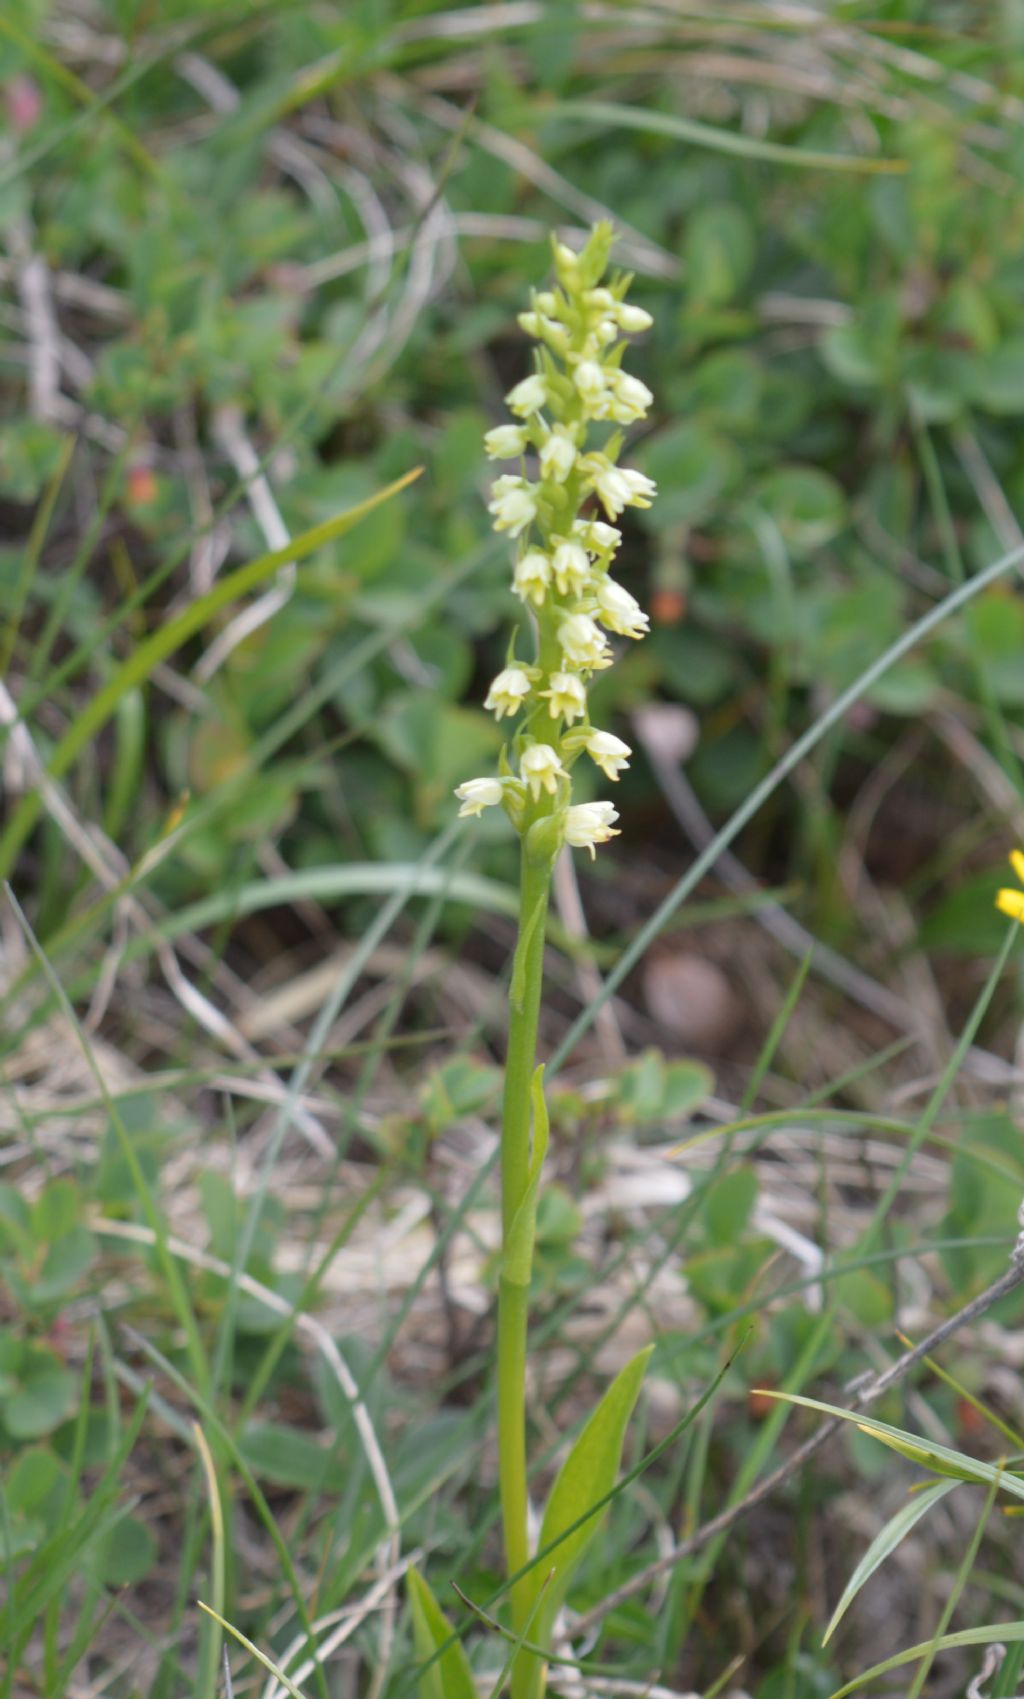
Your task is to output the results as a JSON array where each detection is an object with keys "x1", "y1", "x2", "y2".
[
  {"x1": 758, "y1": 1392, "x2": 1024, "y2": 1498},
  {"x1": 528, "y1": 1344, "x2": 652, "y2": 1641},
  {"x1": 829, "y1": 1621, "x2": 1024, "y2": 1699},
  {"x1": 823, "y1": 1479, "x2": 957, "y2": 1644},
  {"x1": 406, "y1": 1567, "x2": 477, "y2": 1699}
]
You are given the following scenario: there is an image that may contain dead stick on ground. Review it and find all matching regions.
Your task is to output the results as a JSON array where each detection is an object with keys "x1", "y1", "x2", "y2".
[{"x1": 570, "y1": 1253, "x2": 1024, "y2": 1640}]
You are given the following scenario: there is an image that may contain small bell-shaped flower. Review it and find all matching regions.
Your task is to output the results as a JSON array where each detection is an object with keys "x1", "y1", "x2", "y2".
[
  {"x1": 485, "y1": 667, "x2": 533, "y2": 720},
  {"x1": 564, "y1": 801, "x2": 620, "y2": 857},
  {"x1": 540, "y1": 672, "x2": 587, "y2": 723},
  {"x1": 596, "y1": 578, "x2": 650, "y2": 639},
  {"x1": 455, "y1": 777, "x2": 506, "y2": 817},
  {"x1": 488, "y1": 476, "x2": 539, "y2": 536},
  {"x1": 585, "y1": 729, "x2": 632, "y2": 780},
  {"x1": 521, "y1": 744, "x2": 568, "y2": 800}
]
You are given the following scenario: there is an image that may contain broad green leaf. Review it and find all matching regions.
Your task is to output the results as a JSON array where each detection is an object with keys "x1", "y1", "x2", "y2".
[
  {"x1": 32, "y1": 1179, "x2": 81, "y2": 1243},
  {"x1": 406, "y1": 1567, "x2": 477, "y2": 1699},
  {"x1": 529, "y1": 1345, "x2": 652, "y2": 1639},
  {"x1": 4, "y1": 1349, "x2": 77, "y2": 1439},
  {"x1": 760, "y1": 1393, "x2": 1024, "y2": 1499},
  {"x1": 89, "y1": 1513, "x2": 158, "y2": 1585},
  {"x1": 824, "y1": 1480, "x2": 957, "y2": 1644},
  {"x1": 238, "y1": 1422, "x2": 348, "y2": 1494}
]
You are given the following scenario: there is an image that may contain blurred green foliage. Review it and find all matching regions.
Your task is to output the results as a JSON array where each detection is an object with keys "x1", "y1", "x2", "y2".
[{"x1": 3, "y1": 3, "x2": 1024, "y2": 1694}]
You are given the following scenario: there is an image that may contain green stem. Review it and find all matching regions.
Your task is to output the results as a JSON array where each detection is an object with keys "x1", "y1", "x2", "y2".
[{"x1": 497, "y1": 829, "x2": 553, "y2": 1694}]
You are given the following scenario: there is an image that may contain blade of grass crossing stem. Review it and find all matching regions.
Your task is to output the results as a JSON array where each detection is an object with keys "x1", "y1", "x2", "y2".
[
  {"x1": 550, "y1": 536, "x2": 1024, "y2": 1072},
  {"x1": 823, "y1": 1480, "x2": 958, "y2": 1645},
  {"x1": 0, "y1": 468, "x2": 421, "y2": 881},
  {"x1": 3, "y1": 887, "x2": 208, "y2": 1390},
  {"x1": 192, "y1": 1424, "x2": 227, "y2": 1699}
]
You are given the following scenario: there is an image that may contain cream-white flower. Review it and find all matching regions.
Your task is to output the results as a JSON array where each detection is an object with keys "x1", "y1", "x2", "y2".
[
  {"x1": 521, "y1": 744, "x2": 568, "y2": 800},
  {"x1": 505, "y1": 374, "x2": 548, "y2": 417},
  {"x1": 455, "y1": 777, "x2": 505, "y2": 817},
  {"x1": 573, "y1": 518, "x2": 622, "y2": 558},
  {"x1": 484, "y1": 667, "x2": 533, "y2": 720},
  {"x1": 519, "y1": 311, "x2": 569, "y2": 354},
  {"x1": 484, "y1": 423, "x2": 529, "y2": 460},
  {"x1": 565, "y1": 800, "x2": 620, "y2": 857},
  {"x1": 580, "y1": 457, "x2": 657, "y2": 520},
  {"x1": 609, "y1": 371, "x2": 653, "y2": 422},
  {"x1": 623, "y1": 467, "x2": 656, "y2": 504},
  {"x1": 488, "y1": 475, "x2": 538, "y2": 537},
  {"x1": 615, "y1": 301, "x2": 654, "y2": 333},
  {"x1": 585, "y1": 729, "x2": 632, "y2": 780},
  {"x1": 573, "y1": 360, "x2": 608, "y2": 406},
  {"x1": 596, "y1": 577, "x2": 650, "y2": 639},
  {"x1": 512, "y1": 549, "x2": 552, "y2": 607},
  {"x1": 540, "y1": 671, "x2": 587, "y2": 723},
  {"x1": 559, "y1": 611, "x2": 613, "y2": 670},
  {"x1": 539, "y1": 425, "x2": 577, "y2": 484},
  {"x1": 551, "y1": 538, "x2": 592, "y2": 596}
]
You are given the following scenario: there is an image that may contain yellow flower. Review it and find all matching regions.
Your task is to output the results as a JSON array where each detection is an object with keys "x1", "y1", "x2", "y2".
[{"x1": 996, "y1": 848, "x2": 1024, "y2": 923}]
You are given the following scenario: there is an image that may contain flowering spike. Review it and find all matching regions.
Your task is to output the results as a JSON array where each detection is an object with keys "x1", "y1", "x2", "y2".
[{"x1": 456, "y1": 225, "x2": 657, "y2": 856}]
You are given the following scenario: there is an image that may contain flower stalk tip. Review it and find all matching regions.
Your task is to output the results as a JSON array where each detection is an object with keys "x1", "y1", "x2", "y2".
[{"x1": 456, "y1": 221, "x2": 657, "y2": 857}]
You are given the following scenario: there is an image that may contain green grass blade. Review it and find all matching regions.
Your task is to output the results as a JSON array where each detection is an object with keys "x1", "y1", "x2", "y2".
[
  {"x1": 546, "y1": 99, "x2": 906, "y2": 173},
  {"x1": 823, "y1": 1480, "x2": 958, "y2": 1645}
]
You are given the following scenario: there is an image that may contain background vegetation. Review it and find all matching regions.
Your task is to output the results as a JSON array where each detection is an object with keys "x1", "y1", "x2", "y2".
[{"x1": 3, "y1": 3, "x2": 1024, "y2": 1696}]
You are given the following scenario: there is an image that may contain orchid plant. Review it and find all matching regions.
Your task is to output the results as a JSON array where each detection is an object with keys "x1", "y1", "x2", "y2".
[{"x1": 408, "y1": 225, "x2": 658, "y2": 1699}]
